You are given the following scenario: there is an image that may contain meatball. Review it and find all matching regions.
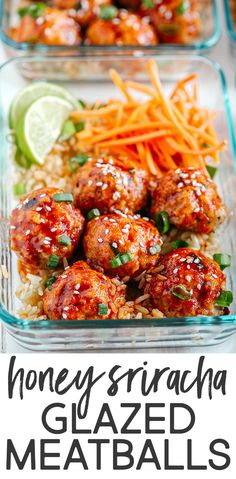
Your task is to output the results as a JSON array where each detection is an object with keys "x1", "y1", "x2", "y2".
[
  {"x1": 150, "y1": 168, "x2": 226, "y2": 234},
  {"x1": 73, "y1": 155, "x2": 148, "y2": 213},
  {"x1": 83, "y1": 214, "x2": 162, "y2": 278},
  {"x1": 146, "y1": 248, "x2": 226, "y2": 317},
  {"x1": 86, "y1": 10, "x2": 158, "y2": 46},
  {"x1": 140, "y1": 0, "x2": 200, "y2": 44},
  {"x1": 10, "y1": 187, "x2": 85, "y2": 273},
  {"x1": 10, "y1": 7, "x2": 81, "y2": 45},
  {"x1": 43, "y1": 260, "x2": 126, "y2": 320}
]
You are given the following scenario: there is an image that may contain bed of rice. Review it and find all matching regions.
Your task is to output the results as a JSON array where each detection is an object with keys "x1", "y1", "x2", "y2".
[{"x1": 11, "y1": 138, "x2": 221, "y2": 321}]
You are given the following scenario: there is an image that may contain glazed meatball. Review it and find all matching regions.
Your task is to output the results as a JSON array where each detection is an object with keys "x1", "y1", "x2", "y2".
[
  {"x1": 83, "y1": 214, "x2": 162, "y2": 278},
  {"x1": 140, "y1": 0, "x2": 200, "y2": 44},
  {"x1": 43, "y1": 260, "x2": 126, "y2": 320},
  {"x1": 10, "y1": 7, "x2": 81, "y2": 45},
  {"x1": 150, "y1": 168, "x2": 226, "y2": 234},
  {"x1": 86, "y1": 9, "x2": 158, "y2": 45},
  {"x1": 73, "y1": 155, "x2": 148, "y2": 213},
  {"x1": 10, "y1": 187, "x2": 85, "y2": 273},
  {"x1": 146, "y1": 248, "x2": 226, "y2": 317}
]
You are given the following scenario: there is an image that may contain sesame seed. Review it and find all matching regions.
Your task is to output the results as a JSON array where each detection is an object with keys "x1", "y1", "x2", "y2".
[
  {"x1": 25, "y1": 230, "x2": 30, "y2": 235},
  {"x1": 121, "y1": 228, "x2": 129, "y2": 234},
  {"x1": 187, "y1": 265, "x2": 191, "y2": 270},
  {"x1": 61, "y1": 275, "x2": 67, "y2": 279},
  {"x1": 179, "y1": 258, "x2": 186, "y2": 262},
  {"x1": 143, "y1": 217, "x2": 149, "y2": 221},
  {"x1": 112, "y1": 242, "x2": 118, "y2": 248},
  {"x1": 178, "y1": 182, "x2": 184, "y2": 188},
  {"x1": 45, "y1": 237, "x2": 52, "y2": 241},
  {"x1": 113, "y1": 191, "x2": 120, "y2": 200},
  {"x1": 173, "y1": 268, "x2": 178, "y2": 274},
  {"x1": 40, "y1": 193, "x2": 46, "y2": 198},
  {"x1": 105, "y1": 228, "x2": 109, "y2": 234},
  {"x1": 74, "y1": 290, "x2": 80, "y2": 295},
  {"x1": 75, "y1": 284, "x2": 80, "y2": 290},
  {"x1": 186, "y1": 258, "x2": 193, "y2": 264},
  {"x1": 197, "y1": 284, "x2": 201, "y2": 290},
  {"x1": 36, "y1": 207, "x2": 42, "y2": 211},
  {"x1": 98, "y1": 238, "x2": 103, "y2": 243},
  {"x1": 51, "y1": 227, "x2": 57, "y2": 232},
  {"x1": 46, "y1": 206, "x2": 52, "y2": 212},
  {"x1": 186, "y1": 275, "x2": 191, "y2": 282},
  {"x1": 10, "y1": 225, "x2": 16, "y2": 230},
  {"x1": 64, "y1": 306, "x2": 69, "y2": 311},
  {"x1": 102, "y1": 184, "x2": 108, "y2": 190},
  {"x1": 88, "y1": 180, "x2": 93, "y2": 186},
  {"x1": 62, "y1": 313, "x2": 67, "y2": 319},
  {"x1": 96, "y1": 182, "x2": 103, "y2": 187}
]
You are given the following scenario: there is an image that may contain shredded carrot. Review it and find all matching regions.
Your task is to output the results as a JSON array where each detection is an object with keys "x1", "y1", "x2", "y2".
[{"x1": 71, "y1": 59, "x2": 225, "y2": 176}]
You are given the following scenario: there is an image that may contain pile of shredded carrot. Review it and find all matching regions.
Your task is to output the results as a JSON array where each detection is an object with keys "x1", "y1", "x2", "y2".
[{"x1": 71, "y1": 59, "x2": 226, "y2": 176}]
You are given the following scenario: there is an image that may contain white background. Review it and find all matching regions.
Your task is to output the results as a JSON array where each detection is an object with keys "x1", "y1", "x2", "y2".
[{"x1": 0, "y1": 353, "x2": 235, "y2": 478}]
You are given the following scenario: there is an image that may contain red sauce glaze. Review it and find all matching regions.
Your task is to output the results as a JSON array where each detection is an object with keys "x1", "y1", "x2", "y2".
[
  {"x1": 10, "y1": 187, "x2": 85, "y2": 274},
  {"x1": 146, "y1": 248, "x2": 226, "y2": 317},
  {"x1": 10, "y1": 7, "x2": 82, "y2": 45},
  {"x1": 43, "y1": 260, "x2": 126, "y2": 320},
  {"x1": 73, "y1": 155, "x2": 149, "y2": 213},
  {"x1": 86, "y1": 9, "x2": 158, "y2": 45},
  {"x1": 150, "y1": 167, "x2": 226, "y2": 234},
  {"x1": 83, "y1": 213, "x2": 162, "y2": 278}
]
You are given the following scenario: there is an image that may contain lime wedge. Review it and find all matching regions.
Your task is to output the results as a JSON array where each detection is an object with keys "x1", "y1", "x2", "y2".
[
  {"x1": 9, "y1": 82, "x2": 79, "y2": 129},
  {"x1": 16, "y1": 96, "x2": 74, "y2": 165}
]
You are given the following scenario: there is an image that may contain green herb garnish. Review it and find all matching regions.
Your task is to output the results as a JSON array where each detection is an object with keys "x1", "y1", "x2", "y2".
[
  {"x1": 155, "y1": 211, "x2": 170, "y2": 234},
  {"x1": 171, "y1": 285, "x2": 192, "y2": 300},
  {"x1": 53, "y1": 193, "x2": 74, "y2": 203},
  {"x1": 171, "y1": 239, "x2": 189, "y2": 250},
  {"x1": 18, "y1": 3, "x2": 45, "y2": 19},
  {"x1": 206, "y1": 165, "x2": 217, "y2": 179},
  {"x1": 69, "y1": 153, "x2": 89, "y2": 171},
  {"x1": 215, "y1": 290, "x2": 233, "y2": 307},
  {"x1": 58, "y1": 235, "x2": 71, "y2": 246},
  {"x1": 149, "y1": 244, "x2": 161, "y2": 255},
  {"x1": 48, "y1": 254, "x2": 60, "y2": 268},
  {"x1": 98, "y1": 303, "x2": 108, "y2": 315},
  {"x1": 177, "y1": 0, "x2": 190, "y2": 16},
  {"x1": 99, "y1": 5, "x2": 118, "y2": 20},
  {"x1": 213, "y1": 253, "x2": 231, "y2": 271},
  {"x1": 14, "y1": 183, "x2": 26, "y2": 196}
]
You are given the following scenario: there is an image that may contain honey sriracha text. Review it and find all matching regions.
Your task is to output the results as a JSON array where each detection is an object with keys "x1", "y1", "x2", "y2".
[{"x1": 3, "y1": 355, "x2": 232, "y2": 474}]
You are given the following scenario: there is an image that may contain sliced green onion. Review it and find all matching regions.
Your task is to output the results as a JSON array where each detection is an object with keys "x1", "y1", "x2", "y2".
[
  {"x1": 14, "y1": 183, "x2": 26, "y2": 196},
  {"x1": 48, "y1": 254, "x2": 60, "y2": 268},
  {"x1": 120, "y1": 252, "x2": 133, "y2": 265},
  {"x1": 78, "y1": 99, "x2": 86, "y2": 109},
  {"x1": 215, "y1": 290, "x2": 233, "y2": 307},
  {"x1": 171, "y1": 285, "x2": 192, "y2": 300},
  {"x1": 110, "y1": 256, "x2": 122, "y2": 268},
  {"x1": 60, "y1": 120, "x2": 76, "y2": 141},
  {"x1": 142, "y1": 0, "x2": 154, "y2": 9},
  {"x1": 98, "y1": 303, "x2": 108, "y2": 316},
  {"x1": 171, "y1": 239, "x2": 189, "y2": 250},
  {"x1": 206, "y1": 165, "x2": 218, "y2": 179},
  {"x1": 53, "y1": 193, "x2": 74, "y2": 203},
  {"x1": 18, "y1": 3, "x2": 45, "y2": 18},
  {"x1": 158, "y1": 23, "x2": 180, "y2": 35},
  {"x1": 213, "y1": 253, "x2": 231, "y2": 271},
  {"x1": 15, "y1": 147, "x2": 30, "y2": 169},
  {"x1": 155, "y1": 211, "x2": 170, "y2": 234},
  {"x1": 149, "y1": 244, "x2": 161, "y2": 255},
  {"x1": 110, "y1": 252, "x2": 133, "y2": 268},
  {"x1": 87, "y1": 208, "x2": 101, "y2": 221},
  {"x1": 45, "y1": 276, "x2": 57, "y2": 288},
  {"x1": 69, "y1": 153, "x2": 89, "y2": 172},
  {"x1": 177, "y1": 0, "x2": 190, "y2": 15},
  {"x1": 99, "y1": 5, "x2": 118, "y2": 20},
  {"x1": 75, "y1": 121, "x2": 85, "y2": 133},
  {"x1": 58, "y1": 235, "x2": 71, "y2": 246}
]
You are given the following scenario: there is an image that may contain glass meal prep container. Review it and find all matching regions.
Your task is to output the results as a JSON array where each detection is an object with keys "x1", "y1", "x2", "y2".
[
  {"x1": 0, "y1": 0, "x2": 220, "y2": 65},
  {"x1": 0, "y1": 54, "x2": 236, "y2": 352}
]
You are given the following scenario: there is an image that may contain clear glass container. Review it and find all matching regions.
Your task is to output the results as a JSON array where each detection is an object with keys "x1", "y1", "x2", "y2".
[
  {"x1": 0, "y1": 54, "x2": 236, "y2": 351},
  {"x1": 0, "y1": 0, "x2": 221, "y2": 68}
]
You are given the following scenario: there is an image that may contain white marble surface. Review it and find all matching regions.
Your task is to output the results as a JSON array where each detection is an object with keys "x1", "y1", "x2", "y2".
[{"x1": 0, "y1": 0, "x2": 236, "y2": 353}]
